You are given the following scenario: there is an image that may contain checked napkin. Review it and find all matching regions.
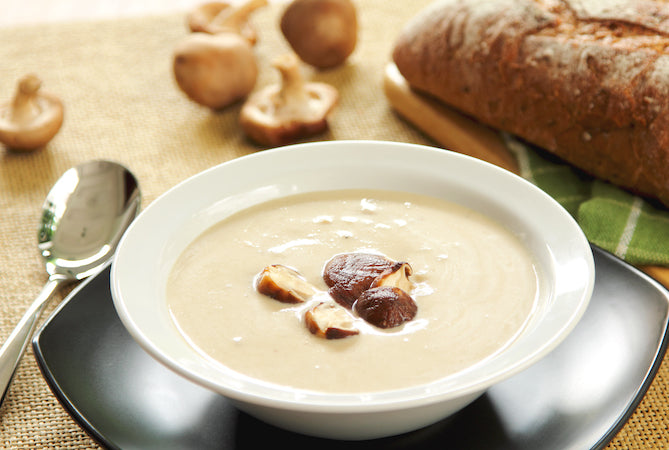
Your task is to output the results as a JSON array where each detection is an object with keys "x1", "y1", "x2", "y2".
[{"x1": 504, "y1": 134, "x2": 669, "y2": 267}]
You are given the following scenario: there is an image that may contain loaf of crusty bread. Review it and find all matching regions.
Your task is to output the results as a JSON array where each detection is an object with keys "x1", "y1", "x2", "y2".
[{"x1": 392, "y1": 0, "x2": 669, "y2": 207}]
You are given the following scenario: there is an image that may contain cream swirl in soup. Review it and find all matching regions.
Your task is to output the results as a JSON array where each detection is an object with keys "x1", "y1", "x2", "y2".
[{"x1": 166, "y1": 189, "x2": 538, "y2": 393}]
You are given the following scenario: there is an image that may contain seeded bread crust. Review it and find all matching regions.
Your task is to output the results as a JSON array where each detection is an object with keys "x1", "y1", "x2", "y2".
[{"x1": 392, "y1": 0, "x2": 669, "y2": 206}]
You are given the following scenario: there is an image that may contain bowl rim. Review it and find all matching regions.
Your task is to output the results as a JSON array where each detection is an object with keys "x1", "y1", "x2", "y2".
[{"x1": 111, "y1": 139, "x2": 595, "y2": 413}]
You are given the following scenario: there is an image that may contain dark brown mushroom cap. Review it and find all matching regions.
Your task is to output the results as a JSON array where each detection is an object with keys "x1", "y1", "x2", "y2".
[
  {"x1": 353, "y1": 286, "x2": 417, "y2": 329},
  {"x1": 323, "y1": 253, "x2": 395, "y2": 308}
]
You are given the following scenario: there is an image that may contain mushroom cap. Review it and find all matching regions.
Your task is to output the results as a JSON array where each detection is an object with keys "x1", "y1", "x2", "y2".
[
  {"x1": 322, "y1": 253, "x2": 395, "y2": 308},
  {"x1": 0, "y1": 75, "x2": 64, "y2": 151},
  {"x1": 173, "y1": 32, "x2": 258, "y2": 110},
  {"x1": 354, "y1": 286, "x2": 418, "y2": 329},
  {"x1": 280, "y1": 0, "x2": 357, "y2": 69}
]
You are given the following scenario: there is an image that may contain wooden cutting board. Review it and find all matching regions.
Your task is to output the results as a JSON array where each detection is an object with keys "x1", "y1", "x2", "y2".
[{"x1": 383, "y1": 63, "x2": 669, "y2": 289}]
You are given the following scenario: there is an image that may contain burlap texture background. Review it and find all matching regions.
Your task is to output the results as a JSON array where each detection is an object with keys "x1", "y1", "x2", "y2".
[{"x1": 0, "y1": 1, "x2": 667, "y2": 448}]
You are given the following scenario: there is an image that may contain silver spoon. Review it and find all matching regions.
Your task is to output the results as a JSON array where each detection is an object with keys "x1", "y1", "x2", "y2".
[{"x1": 0, "y1": 160, "x2": 140, "y2": 406}]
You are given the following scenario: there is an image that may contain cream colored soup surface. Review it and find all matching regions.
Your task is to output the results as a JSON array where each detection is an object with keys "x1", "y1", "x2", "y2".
[{"x1": 167, "y1": 189, "x2": 538, "y2": 393}]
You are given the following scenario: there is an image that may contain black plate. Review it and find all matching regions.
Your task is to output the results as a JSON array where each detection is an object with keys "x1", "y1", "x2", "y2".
[{"x1": 33, "y1": 246, "x2": 669, "y2": 450}]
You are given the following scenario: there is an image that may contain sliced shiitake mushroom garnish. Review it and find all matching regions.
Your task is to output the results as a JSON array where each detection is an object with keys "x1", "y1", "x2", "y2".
[
  {"x1": 255, "y1": 264, "x2": 358, "y2": 339},
  {"x1": 256, "y1": 253, "x2": 419, "y2": 336},
  {"x1": 324, "y1": 253, "x2": 418, "y2": 329},
  {"x1": 255, "y1": 264, "x2": 318, "y2": 303},
  {"x1": 322, "y1": 253, "x2": 396, "y2": 308},
  {"x1": 353, "y1": 286, "x2": 418, "y2": 329},
  {"x1": 305, "y1": 302, "x2": 359, "y2": 339}
]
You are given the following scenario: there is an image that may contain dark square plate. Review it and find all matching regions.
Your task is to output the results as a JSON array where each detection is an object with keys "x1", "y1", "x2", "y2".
[{"x1": 33, "y1": 246, "x2": 669, "y2": 450}]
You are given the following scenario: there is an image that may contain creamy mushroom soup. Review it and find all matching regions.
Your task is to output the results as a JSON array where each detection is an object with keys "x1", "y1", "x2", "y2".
[{"x1": 166, "y1": 189, "x2": 538, "y2": 393}]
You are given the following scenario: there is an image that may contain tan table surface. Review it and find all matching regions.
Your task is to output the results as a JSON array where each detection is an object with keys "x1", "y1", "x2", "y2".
[{"x1": 0, "y1": 1, "x2": 668, "y2": 448}]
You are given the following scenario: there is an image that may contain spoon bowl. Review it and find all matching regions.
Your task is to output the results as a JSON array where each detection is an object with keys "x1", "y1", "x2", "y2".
[{"x1": 0, "y1": 160, "x2": 140, "y2": 405}]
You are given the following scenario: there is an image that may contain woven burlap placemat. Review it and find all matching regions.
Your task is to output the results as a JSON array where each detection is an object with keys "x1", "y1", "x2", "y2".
[{"x1": 0, "y1": 1, "x2": 667, "y2": 448}]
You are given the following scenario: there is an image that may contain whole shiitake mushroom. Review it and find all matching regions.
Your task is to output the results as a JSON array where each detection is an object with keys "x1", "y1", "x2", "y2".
[
  {"x1": 239, "y1": 53, "x2": 338, "y2": 146},
  {"x1": 173, "y1": 32, "x2": 258, "y2": 109},
  {"x1": 0, "y1": 74, "x2": 64, "y2": 151},
  {"x1": 280, "y1": 0, "x2": 357, "y2": 69}
]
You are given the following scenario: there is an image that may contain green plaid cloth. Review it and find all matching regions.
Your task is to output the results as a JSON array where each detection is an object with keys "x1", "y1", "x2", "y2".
[{"x1": 503, "y1": 134, "x2": 669, "y2": 267}]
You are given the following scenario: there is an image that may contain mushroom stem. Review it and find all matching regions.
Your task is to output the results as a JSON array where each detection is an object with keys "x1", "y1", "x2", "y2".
[
  {"x1": 9, "y1": 74, "x2": 44, "y2": 124},
  {"x1": 273, "y1": 54, "x2": 310, "y2": 111},
  {"x1": 210, "y1": 0, "x2": 268, "y2": 33}
]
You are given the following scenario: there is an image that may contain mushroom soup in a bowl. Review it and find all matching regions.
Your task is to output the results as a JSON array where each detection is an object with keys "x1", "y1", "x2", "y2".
[{"x1": 111, "y1": 140, "x2": 594, "y2": 440}]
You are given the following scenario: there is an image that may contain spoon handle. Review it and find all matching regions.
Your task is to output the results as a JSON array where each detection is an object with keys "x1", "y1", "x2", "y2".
[{"x1": 0, "y1": 277, "x2": 65, "y2": 406}]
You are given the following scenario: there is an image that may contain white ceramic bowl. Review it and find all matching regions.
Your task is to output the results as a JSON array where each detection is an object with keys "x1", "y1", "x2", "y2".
[{"x1": 111, "y1": 140, "x2": 595, "y2": 440}]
